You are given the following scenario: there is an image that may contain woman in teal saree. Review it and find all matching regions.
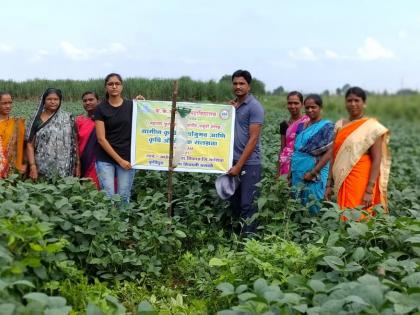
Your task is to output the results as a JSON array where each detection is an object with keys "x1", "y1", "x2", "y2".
[{"x1": 290, "y1": 94, "x2": 334, "y2": 214}]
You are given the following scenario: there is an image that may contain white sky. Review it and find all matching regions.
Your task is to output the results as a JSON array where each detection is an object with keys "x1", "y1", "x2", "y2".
[{"x1": 1, "y1": 0, "x2": 419, "y2": 92}]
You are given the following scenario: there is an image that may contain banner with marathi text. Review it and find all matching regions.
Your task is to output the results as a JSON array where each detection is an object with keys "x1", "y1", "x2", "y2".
[{"x1": 131, "y1": 100, "x2": 235, "y2": 173}]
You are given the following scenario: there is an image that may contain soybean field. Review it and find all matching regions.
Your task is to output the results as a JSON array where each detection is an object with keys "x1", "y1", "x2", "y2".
[{"x1": 1, "y1": 94, "x2": 420, "y2": 314}]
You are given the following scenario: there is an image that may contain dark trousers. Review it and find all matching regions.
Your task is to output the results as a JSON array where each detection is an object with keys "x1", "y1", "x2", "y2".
[{"x1": 230, "y1": 163, "x2": 262, "y2": 234}]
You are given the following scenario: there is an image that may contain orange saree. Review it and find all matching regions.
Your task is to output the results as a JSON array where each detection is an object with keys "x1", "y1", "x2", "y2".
[
  {"x1": 333, "y1": 118, "x2": 391, "y2": 218},
  {"x1": 0, "y1": 118, "x2": 25, "y2": 177}
]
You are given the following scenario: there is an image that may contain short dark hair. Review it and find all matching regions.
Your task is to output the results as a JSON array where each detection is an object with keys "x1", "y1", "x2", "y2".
[
  {"x1": 345, "y1": 86, "x2": 366, "y2": 102},
  {"x1": 231, "y1": 69, "x2": 252, "y2": 84},
  {"x1": 304, "y1": 94, "x2": 323, "y2": 108},
  {"x1": 82, "y1": 91, "x2": 99, "y2": 100},
  {"x1": 0, "y1": 91, "x2": 12, "y2": 100},
  {"x1": 287, "y1": 91, "x2": 303, "y2": 103}
]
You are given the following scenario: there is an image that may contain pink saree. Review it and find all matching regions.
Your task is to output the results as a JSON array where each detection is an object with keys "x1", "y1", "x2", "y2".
[{"x1": 278, "y1": 115, "x2": 309, "y2": 175}]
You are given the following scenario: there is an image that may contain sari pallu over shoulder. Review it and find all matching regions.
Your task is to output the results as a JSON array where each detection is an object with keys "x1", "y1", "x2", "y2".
[
  {"x1": 291, "y1": 119, "x2": 334, "y2": 214},
  {"x1": 333, "y1": 118, "x2": 391, "y2": 212},
  {"x1": 26, "y1": 110, "x2": 77, "y2": 178},
  {"x1": 25, "y1": 89, "x2": 77, "y2": 178},
  {"x1": 76, "y1": 115, "x2": 99, "y2": 188},
  {"x1": 291, "y1": 119, "x2": 335, "y2": 180},
  {"x1": 278, "y1": 115, "x2": 309, "y2": 175},
  {"x1": 0, "y1": 118, "x2": 25, "y2": 177}
]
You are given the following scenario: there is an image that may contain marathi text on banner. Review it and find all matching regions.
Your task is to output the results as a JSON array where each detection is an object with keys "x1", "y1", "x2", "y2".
[{"x1": 131, "y1": 101, "x2": 235, "y2": 173}]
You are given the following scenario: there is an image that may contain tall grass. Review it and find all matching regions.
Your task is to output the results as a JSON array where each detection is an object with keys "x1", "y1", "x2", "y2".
[
  {"x1": 4, "y1": 78, "x2": 419, "y2": 121},
  {"x1": 262, "y1": 94, "x2": 420, "y2": 121},
  {"x1": 0, "y1": 77, "x2": 258, "y2": 102}
]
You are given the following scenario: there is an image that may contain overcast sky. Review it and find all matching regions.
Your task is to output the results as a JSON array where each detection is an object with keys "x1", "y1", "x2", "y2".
[{"x1": 1, "y1": 0, "x2": 419, "y2": 92}]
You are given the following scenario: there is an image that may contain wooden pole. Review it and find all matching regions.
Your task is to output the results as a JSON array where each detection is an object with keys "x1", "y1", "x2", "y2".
[{"x1": 167, "y1": 80, "x2": 178, "y2": 217}]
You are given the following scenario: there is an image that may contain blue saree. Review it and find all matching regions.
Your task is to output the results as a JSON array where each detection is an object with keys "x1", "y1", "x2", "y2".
[{"x1": 291, "y1": 119, "x2": 334, "y2": 214}]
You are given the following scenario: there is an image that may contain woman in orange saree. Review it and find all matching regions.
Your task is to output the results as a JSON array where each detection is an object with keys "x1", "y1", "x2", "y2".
[
  {"x1": 325, "y1": 87, "x2": 391, "y2": 220},
  {"x1": 0, "y1": 92, "x2": 25, "y2": 178}
]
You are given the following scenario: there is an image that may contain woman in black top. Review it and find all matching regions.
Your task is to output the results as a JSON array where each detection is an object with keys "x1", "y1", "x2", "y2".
[{"x1": 94, "y1": 73, "x2": 142, "y2": 203}]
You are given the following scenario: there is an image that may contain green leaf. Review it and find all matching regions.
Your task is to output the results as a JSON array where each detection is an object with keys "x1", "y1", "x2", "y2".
[
  {"x1": 137, "y1": 300, "x2": 155, "y2": 311},
  {"x1": 86, "y1": 303, "x2": 105, "y2": 315},
  {"x1": 253, "y1": 278, "x2": 268, "y2": 296},
  {"x1": 405, "y1": 236, "x2": 420, "y2": 244},
  {"x1": 47, "y1": 296, "x2": 67, "y2": 308},
  {"x1": 11, "y1": 279, "x2": 35, "y2": 288},
  {"x1": 347, "y1": 222, "x2": 369, "y2": 238},
  {"x1": 54, "y1": 198, "x2": 69, "y2": 209},
  {"x1": 137, "y1": 300, "x2": 158, "y2": 315},
  {"x1": 235, "y1": 284, "x2": 248, "y2": 294},
  {"x1": 306, "y1": 306, "x2": 321, "y2": 315},
  {"x1": 344, "y1": 262, "x2": 362, "y2": 272},
  {"x1": 326, "y1": 232, "x2": 340, "y2": 246},
  {"x1": 209, "y1": 257, "x2": 227, "y2": 267},
  {"x1": 344, "y1": 295, "x2": 368, "y2": 305},
  {"x1": 308, "y1": 280, "x2": 326, "y2": 293},
  {"x1": 30, "y1": 243, "x2": 44, "y2": 251},
  {"x1": 45, "y1": 241, "x2": 66, "y2": 253},
  {"x1": 280, "y1": 293, "x2": 302, "y2": 305},
  {"x1": 293, "y1": 304, "x2": 308, "y2": 313},
  {"x1": 0, "y1": 304, "x2": 15, "y2": 315},
  {"x1": 105, "y1": 295, "x2": 126, "y2": 313},
  {"x1": 410, "y1": 246, "x2": 420, "y2": 257},
  {"x1": 175, "y1": 230, "x2": 187, "y2": 238},
  {"x1": 24, "y1": 292, "x2": 49, "y2": 305},
  {"x1": 0, "y1": 279, "x2": 7, "y2": 290},
  {"x1": 402, "y1": 272, "x2": 420, "y2": 288},
  {"x1": 320, "y1": 299, "x2": 345, "y2": 315},
  {"x1": 323, "y1": 256, "x2": 344, "y2": 270},
  {"x1": 258, "y1": 197, "x2": 267, "y2": 210},
  {"x1": 44, "y1": 307, "x2": 72, "y2": 315},
  {"x1": 263, "y1": 286, "x2": 283, "y2": 303},
  {"x1": 238, "y1": 292, "x2": 257, "y2": 301},
  {"x1": 358, "y1": 274, "x2": 381, "y2": 286},
  {"x1": 328, "y1": 247, "x2": 346, "y2": 256},
  {"x1": 355, "y1": 284, "x2": 384, "y2": 309},
  {"x1": 352, "y1": 247, "x2": 365, "y2": 261},
  {"x1": 216, "y1": 282, "x2": 235, "y2": 297},
  {"x1": 394, "y1": 304, "x2": 416, "y2": 314},
  {"x1": 33, "y1": 265, "x2": 48, "y2": 279}
]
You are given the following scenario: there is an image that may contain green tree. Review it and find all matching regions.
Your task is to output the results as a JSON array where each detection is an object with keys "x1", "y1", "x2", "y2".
[{"x1": 272, "y1": 86, "x2": 285, "y2": 95}]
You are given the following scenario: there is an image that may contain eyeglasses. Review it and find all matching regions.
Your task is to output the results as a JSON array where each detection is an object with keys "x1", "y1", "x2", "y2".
[{"x1": 106, "y1": 82, "x2": 122, "y2": 87}]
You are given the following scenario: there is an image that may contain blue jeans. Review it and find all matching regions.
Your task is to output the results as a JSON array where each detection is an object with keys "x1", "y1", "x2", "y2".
[
  {"x1": 96, "y1": 161, "x2": 136, "y2": 204},
  {"x1": 230, "y1": 163, "x2": 262, "y2": 234}
]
